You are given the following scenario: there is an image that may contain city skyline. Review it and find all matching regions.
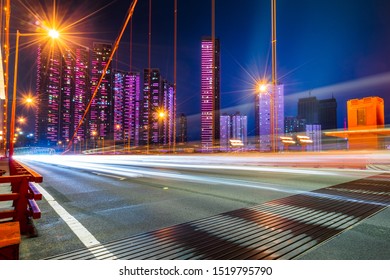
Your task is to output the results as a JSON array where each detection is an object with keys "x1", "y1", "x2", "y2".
[{"x1": 5, "y1": 0, "x2": 390, "y2": 143}]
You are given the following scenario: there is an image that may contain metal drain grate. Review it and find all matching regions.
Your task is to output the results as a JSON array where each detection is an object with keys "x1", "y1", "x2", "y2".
[{"x1": 47, "y1": 173, "x2": 390, "y2": 260}]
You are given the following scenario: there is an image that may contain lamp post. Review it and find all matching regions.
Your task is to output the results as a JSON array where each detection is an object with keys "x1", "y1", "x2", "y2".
[
  {"x1": 9, "y1": 29, "x2": 59, "y2": 158},
  {"x1": 158, "y1": 111, "x2": 166, "y2": 146},
  {"x1": 114, "y1": 124, "x2": 121, "y2": 154}
]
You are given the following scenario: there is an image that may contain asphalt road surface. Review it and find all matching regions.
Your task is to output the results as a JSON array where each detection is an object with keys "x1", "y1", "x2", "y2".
[{"x1": 16, "y1": 154, "x2": 389, "y2": 259}]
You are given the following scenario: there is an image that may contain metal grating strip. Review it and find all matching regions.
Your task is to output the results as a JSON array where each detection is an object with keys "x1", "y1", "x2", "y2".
[{"x1": 46, "y1": 173, "x2": 390, "y2": 260}]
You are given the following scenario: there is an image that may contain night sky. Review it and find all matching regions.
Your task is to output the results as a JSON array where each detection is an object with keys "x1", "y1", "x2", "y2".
[{"x1": 12, "y1": 0, "x2": 390, "y2": 141}]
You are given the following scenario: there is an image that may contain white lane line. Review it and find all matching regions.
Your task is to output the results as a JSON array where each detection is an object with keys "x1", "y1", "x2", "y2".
[
  {"x1": 33, "y1": 182, "x2": 116, "y2": 259},
  {"x1": 92, "y1": 172, "x2": 127, "y2": 180}
]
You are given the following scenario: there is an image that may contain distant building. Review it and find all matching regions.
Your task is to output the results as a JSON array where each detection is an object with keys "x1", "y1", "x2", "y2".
[
  {"x1": 319, "y1": 97, "x2": 337, "y2": 130},
  {"x1": 162, "y1": 79, "x2": 175, "y2": 146},
  {"x1": 113, "y1": 70, "x2": 141, "y2": 146},
  {"x1": 143, "y1": 68, "x2": 175, "y2": 146},
  {"x1": 284, "y1": 116, "x2": 306, "y2": 134},
  {"x1": 201, "y1": 37, "x2": 220, "y2": 151},
  {"x1": 178, "y1": 113, "x2": 187, "y2": 144},
  {"x1": 73, "y1": 47, "x2": 90, "y2": 142},
  {"x1": 231, "y1": 113, "x2": 247, "y2": 146},
  {"x1": 89, "y1": 42, "x2": 113, "y2": 140},
  {"x1": 60, "y1": 48, "x2": 75, "y2": 143},
  {"x1": 255, "y1": 84, "x2": 284, "y2": 151},
  {"x1": 35, "y1": 43, "x2": 90, "y2": 147},
  {"x1": 220, "y1": 113, "x2": 247, "y2": 151},
  {"x1": 325, "y1": 96, "x2": 389, "y2": 150},
  {"x1": 298, "y1": 96, "x2": 318, "y2": 124},
  {"x1": 35, "y1": 44, "x2": 62, "y2": 146},
  {"x1": 220, "y1": 115, "x2": 231, "y2": 151},
  {"x1": 306, "y1": 124, "x2": 322, "y2": 151}
]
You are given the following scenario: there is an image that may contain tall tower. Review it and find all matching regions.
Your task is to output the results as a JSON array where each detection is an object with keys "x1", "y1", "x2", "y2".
[
  {"x1": 231, "y1": 113, "x2": 248, "y2": 145},
  {"x1": 143, "y1": 68, "x2": 161, "y2": 145},
  {"x1": 201, "y1": 37, "x2": 220, "y2": 151},
  {"x1": 219, "y1": 114, "x2": 231, "y2": 151},
  {"x1": 73, "y1": 47, "x2": 89, "y2": 142},
  {"x1": 35, "y1": 44, "x2": 62, "y2": 146},
  {"x1": 162, "y1": 79, "x2": 175, "y2": 146},
  {"x1": 89, "y1": 43, "x2": 113, "y2": 139},
  {"x1": 60, "y1": 48, "x2": 75, "y2": 143},
  {"x1": 255, "y1": 84, "x2": 284, "y2": 151},
  {"x1": 113, "y1": 70, "x2": 141, "y2": 146}
]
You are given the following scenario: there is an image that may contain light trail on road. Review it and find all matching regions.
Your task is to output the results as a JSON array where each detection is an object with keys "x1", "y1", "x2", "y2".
[{"x1": 16, "y1": 153, "x2": 387, "y2": 204}]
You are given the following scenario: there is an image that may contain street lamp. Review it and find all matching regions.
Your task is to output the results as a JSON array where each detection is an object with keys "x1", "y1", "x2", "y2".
[
  {"x1": 9, "y1": 29, "x2": 59, "y2": 158},
  {"x1": 114, "y1": 124, "x2": 121, "y2": 154},
  {"x1": 257, "y1": 80, "x2": 277, "y2": 152},
  {"x1": 157, "y1": 110, "x2": 166, "y2": 146}
]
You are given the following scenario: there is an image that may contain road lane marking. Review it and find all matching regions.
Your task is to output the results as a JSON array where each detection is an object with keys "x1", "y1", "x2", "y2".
[{"x1": 33, "y1": 182, "x2": 117, "y2": 260}]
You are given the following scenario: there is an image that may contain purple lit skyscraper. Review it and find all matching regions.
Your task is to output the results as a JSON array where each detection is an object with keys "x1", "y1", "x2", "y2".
[
  {"x1": 35, "y1": 44, "x2": 62, "y2": 146},
  {"x1": 143, "y1": 69, "x2": 175, "y2": 146},
  {"x1": 255, "y1": 84, "x2": 284, "y2": 151},
  {"x1": 163, "y1": 79, "x2": 175, "y2": 145},
  {"x1": 60, "y1": 48, "x2": 75, "y2": 143},
  {"x1": 113, "y1": 70, "x2": 141, "y2": 145},
  {"x1": 74, "y1": 47, "x2": 89, "y2": 141},
  {"x1": 89, "y1": 43, "x2": 113, "y2": 139},
  {"x1": 201, "y1": 37, "x2": 220, "y2": 151}
]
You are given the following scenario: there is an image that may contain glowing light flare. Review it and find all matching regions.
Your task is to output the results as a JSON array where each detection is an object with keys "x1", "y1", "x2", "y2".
[
  {"x1": 17, "y1": 117, "x2": 27, "y2": 124},
  {"x1": 48, "y1": 29, "x2": 59, "y2": 39},
  {"x1": 259, "y1": 84, "x2": 268, "y2": 93}
]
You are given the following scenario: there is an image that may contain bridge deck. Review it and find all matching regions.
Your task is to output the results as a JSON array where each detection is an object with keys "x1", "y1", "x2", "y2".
[{"x1": 47, "y1": 173, "x2": 390, "y2": 260}]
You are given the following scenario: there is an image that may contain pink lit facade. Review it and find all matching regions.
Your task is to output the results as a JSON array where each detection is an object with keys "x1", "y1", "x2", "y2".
[
  {"x1": 113, "y1": 70, "x2": 141, "y2": 145},
  {"x1": 163, "y1": 80, "x2": 175, "y2": 145},
  {"x1": 129, "y1": 72, "x2": 141, "y2": 146},
  {"x1": 201, "y1": 37, "x2": 220, "y2": 151},
  {"x1": 143, "y1": 68, "x2": 161, "y2": 145},
  {"x1": 89, "y1": 43, "x2": 113, "y2": 139},
  {"x1": 60, "y1": 49, "x2": 74, "y2": 142},
  {"x1": 74, "y1": 47, "x2": 89, "y2": 142},
  {"x1": 220, "y1": 113, "x2": 247, "y2": 151},
  {"x1": 143, "y1": 69, "x2": 175, "y2": 146},
  {"x1": 255, "y1": 84, "x2": 284, "y2": 151},
  {"x1": 35, "y1": 45, "x2": 62, "y2": 146}
]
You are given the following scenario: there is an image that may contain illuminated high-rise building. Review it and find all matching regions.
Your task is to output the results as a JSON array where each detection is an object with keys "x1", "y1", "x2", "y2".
[
  {"x1": 306, "y1": 124, "x2": 322, "y2": 151},
  {"x1": 89, "y1": 42, "x2": 113, "y2": 139},
  {"x1": 142, "y1": 69, "x2": 175, "y2": 146},
  {"x1": 255, "y1": 84, "x2": 284, "y2": 151},
  {"x1": 143, "y1": 68, "x2": 161, "y2": 145},
  {"x1": 35, "y1": 43, "x2": 90, "y2": 147},
  {"x1": 113, "y1": 70, "x2": 141, "y2": 145},
  {"x1": 220, "y1": 113, "x2": 247, "y2": 151},
  {"x1": 73, "y1": 47, "x2": 89, "y2": 141},
  {"x1": 220, "y1": 114, "x2": 231, "y2": 151},
  {"x1": 201, "y1": 37, "x2": 220, "y2": 151},
  {"x1": 232, "y1": 113, "x2": 247, "y2": 145},
  {"x1": 162, "y1": 79, "x2": 175, "y2": 145},
  {"x1": 60, "y1": 48, "x2": 75, "y2": 143},
  {"x1": 35, "y1": 44, "x2": 62, "y2": 146}
]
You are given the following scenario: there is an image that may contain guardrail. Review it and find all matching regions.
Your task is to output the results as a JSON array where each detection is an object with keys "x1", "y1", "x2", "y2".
[{"x1": 0, "y1": 159, "x2": 43, "y2": 259}]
